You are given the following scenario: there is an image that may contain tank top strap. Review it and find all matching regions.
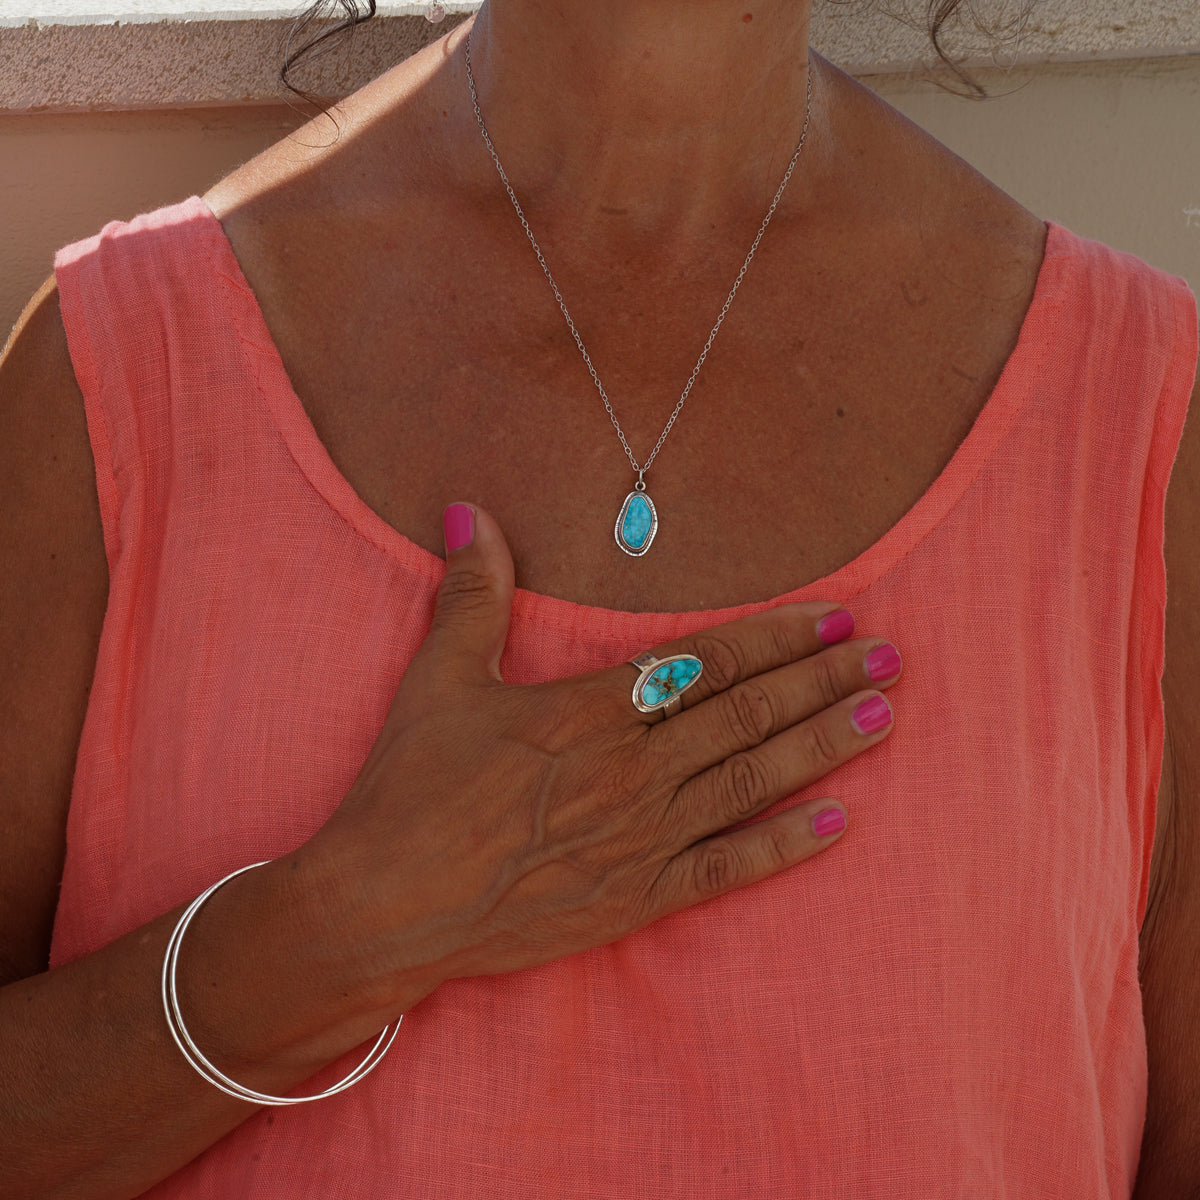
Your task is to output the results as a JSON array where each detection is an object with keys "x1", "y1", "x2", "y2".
[{"x1": 54, "y1": 195, "x2": 248, "y2": 579}]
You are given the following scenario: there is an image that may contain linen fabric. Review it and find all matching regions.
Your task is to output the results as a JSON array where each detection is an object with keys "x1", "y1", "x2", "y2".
[{"x1": 51, "y1": 196, "x2": 1198, "y2": 1198}]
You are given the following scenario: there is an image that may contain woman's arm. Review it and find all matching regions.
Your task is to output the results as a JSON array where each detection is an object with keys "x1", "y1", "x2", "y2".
[
  {"x1": 0, "y1": 279, "x2": 435, "y2": 1200},
  {"x1": 1134, "y1": 352, "x2": 1200, "y2": 1198},
  {"x1": 0, "y1": 276, "x2": 106, "y2": 1006}
]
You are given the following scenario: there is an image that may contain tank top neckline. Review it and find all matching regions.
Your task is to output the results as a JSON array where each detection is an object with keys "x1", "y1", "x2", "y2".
[{"x1": 192, "y1": 194, "x2": 1073, "y2": 639}]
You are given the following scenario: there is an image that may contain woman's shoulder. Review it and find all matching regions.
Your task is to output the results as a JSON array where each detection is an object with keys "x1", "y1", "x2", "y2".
[
  {"x1": 818, "y1": 53, "x2": 1046, "y2": 273},
  {"x1": 202, "y1": 26, "x2": 461, "y2": 257},
  {"x1": 199, "y1": 32, "x2": 466, "y2": 376},
  {"x1": 0, "y1": 275, "x2": 109, "y2": 983}
]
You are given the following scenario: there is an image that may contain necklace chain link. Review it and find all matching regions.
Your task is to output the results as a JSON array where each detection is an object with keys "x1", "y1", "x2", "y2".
[{"x1": 464, "y1": 26, "x2": 813, "y2": 480}]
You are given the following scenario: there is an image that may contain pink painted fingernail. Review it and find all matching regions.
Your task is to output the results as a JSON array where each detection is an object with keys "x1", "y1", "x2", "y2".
[
  {"x1": 817, "y1": 608, "x2": 854, "y2": 645},
  {"x1": 812, "y1": 807, "x2": 847, "y2": 837},
  {"x1": 850, "y1": 695, "x2": 893, "y2": 735},
  {"x1": 864, "y1": 642, "x2": 902, "y2": 682},
  {"x1": 443, "y1": 504, "x2": 475, "y2": 553}
]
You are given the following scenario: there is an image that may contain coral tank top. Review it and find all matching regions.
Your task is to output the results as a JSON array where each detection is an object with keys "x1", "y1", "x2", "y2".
[{"x1": 52, "y1": 195, "x2": 1198, "y2": 1198}]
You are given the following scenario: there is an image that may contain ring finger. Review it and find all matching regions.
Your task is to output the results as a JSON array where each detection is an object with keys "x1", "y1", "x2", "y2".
[{"x1": 669, "y1": 688, "x2": 895, "y2": 844}]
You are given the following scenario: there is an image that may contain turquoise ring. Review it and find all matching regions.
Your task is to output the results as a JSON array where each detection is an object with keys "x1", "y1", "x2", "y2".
[{"x1": 629, "y1": 652, "x2": 704, "y2": 717}]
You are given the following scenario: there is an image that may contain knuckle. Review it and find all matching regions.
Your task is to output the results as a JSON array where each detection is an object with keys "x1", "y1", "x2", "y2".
[
  {"x1": 579, "y1": 674, "x2": 645, "y2": 733},
  {"x1": 766, "y1": 619, "x2": 801, "y2": 666},
  {"x1": 689, "y1": 633, "x2": 745, "y2": 693},
  {"x1": 764, "y1": 824, "x2": 793, "y2": 872},
  {"x1": 807, "y1": 653, "x2": 845, "y2": 711},
  {"x1": 571, "y1": 678, "x2": 641, "y2": 741},
  {"x1": 725, "y1": 752, "x2": 772, "y2": 818},
  {"x1": 805, "y1": 716, "x2": 843, "y2": 772},
  {"x1": 726, "y1": 683, "x2": 776, "y2": 745},
  {"x1": 695, "y1": 843, "x2": 742, "y2": 896},
  {"x1": 434, "y1": 569, "x2": 496, "y2": 619},
  {"x1": 621, "y1": 735, "x2": 672, "y2": 802}
]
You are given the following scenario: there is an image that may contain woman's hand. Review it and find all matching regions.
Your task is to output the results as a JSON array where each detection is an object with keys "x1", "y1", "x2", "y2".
[{"x1": 309, "y1": 502, "x2": 901, "y2": 995}]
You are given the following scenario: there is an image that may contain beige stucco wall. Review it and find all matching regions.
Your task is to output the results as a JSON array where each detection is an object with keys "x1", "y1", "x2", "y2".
[
  {"x1": 3, "y1": 12, "x2": 1200, "y2": 340},
  {"x1": 881, "y1": 54, "x2": 1200, "y2": 283},
  {"x1": 0, "y1": 105, "x2": 308, "y2": 336}
]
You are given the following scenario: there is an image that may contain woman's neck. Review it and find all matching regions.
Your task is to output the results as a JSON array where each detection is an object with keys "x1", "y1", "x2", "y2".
[{"x1": 458, "y1": 0, "x2": 828, "y2": 244}]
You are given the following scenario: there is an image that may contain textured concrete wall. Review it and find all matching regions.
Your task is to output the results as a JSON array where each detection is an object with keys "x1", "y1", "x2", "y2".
[
  {"x1": 4, "y1": 0, "x2": 1200, "y2": 111},
  {"x1": 2, "y1": 0, "x2": 463, "y2": 18},
  {"x1": 0, "y1": 14, "x2": 467, "y2": 112},
  {"x1": 821, "y1": 0, "x2": 1200, "y2": 69}
]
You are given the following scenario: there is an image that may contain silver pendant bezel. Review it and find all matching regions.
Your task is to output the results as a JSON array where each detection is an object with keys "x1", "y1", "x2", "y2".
[
  {"x1": 615, "y1": 489, "x2": 658, "y2": 556},
  {"x1": 630, "y1": 653, "x2": 704, "y2": 713}
]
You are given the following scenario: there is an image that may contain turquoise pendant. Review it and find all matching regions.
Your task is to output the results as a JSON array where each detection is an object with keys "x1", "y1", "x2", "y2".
[
  {"x1": 631, "y1": 654, "x2": 704, "y2": 713},
  {"x1": 615, "y1": 488, "x2": 658, "y2": 556}
]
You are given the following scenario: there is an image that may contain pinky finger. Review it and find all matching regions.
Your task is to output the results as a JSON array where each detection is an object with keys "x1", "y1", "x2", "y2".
[{"x1": 650, "y1": 800, "x2": 848, "y2": 916}]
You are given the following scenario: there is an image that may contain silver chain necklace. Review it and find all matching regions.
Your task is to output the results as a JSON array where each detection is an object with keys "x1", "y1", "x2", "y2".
[{"x1": 464, "y1": 28, "x2": 814, "y2": 556}]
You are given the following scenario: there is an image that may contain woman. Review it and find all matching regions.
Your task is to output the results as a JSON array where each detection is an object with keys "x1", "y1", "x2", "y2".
[{"x1": 1, "y1": 0, "x2": 1198, "y2": 1195}]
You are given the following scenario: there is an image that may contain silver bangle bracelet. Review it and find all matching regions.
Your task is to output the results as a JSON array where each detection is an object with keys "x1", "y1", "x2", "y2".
[{"x1": 161, "y1": 859, "x2": 402, "y2": 1105}]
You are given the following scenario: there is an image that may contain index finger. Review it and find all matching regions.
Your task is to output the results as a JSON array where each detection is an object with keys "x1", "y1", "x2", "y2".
[{"x1": 623, "y1": 602, "x2": 855, "y2": 723}]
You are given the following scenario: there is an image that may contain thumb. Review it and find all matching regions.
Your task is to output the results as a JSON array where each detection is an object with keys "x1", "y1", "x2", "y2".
[{"x1": 426, "y1": 502, "x2": 516, "y2": 684}]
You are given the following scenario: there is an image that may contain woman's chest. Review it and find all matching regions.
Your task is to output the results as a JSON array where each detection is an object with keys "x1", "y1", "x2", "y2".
[{"x1": 247, "y1": 212, "x2": 1046, "y2": 612}]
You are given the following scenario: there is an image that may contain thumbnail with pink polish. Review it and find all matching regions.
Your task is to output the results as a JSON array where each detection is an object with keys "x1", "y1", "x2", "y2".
[{"x1": 443, "y1": 504, "x2": 475, "y2": 552}]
